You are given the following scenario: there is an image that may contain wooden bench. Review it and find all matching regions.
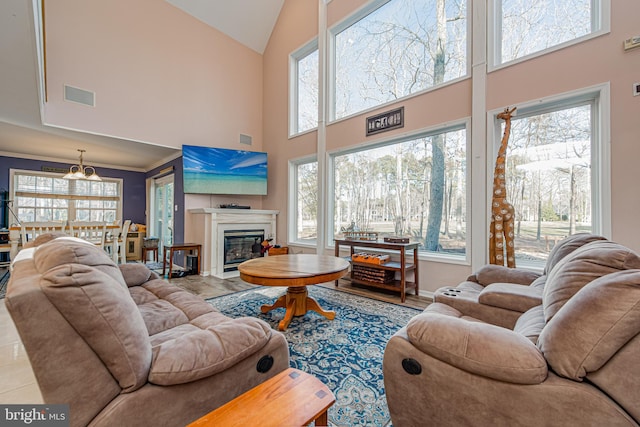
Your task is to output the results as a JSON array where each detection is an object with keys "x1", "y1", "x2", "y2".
[{"x1": 187, "y1": 368, "x2": 335, "y2": 427}]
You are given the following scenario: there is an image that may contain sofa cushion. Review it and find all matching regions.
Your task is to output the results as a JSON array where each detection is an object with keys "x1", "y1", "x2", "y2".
[
  {"x1": 40, "y1": 263, "x2": 152, "y2": 393},
  {"x1": 543, "y1": 240, "x2": 640, "y2": 322},
  {"x1": 148, "y1": 316, "x2": 274, "y2": 385},
  {"x1": 132, "y1": 279, "x2": 221, "y2": 335},
  {"x1": 478, "y1": 283, "x2": 543, "y2": 313},
  {"x1": 406, "y1": 304, "x2": 548, "y2": 384},
  {"x1": 471, "y1": 264, "x2": 540, "y2": 286},
  {"x1": 543, "y1": 233, "x2": 607, "y2": 274},
  {"x1": 119, "y1": 263, "x2": 158, "y2": 287},
  {"x1": 513, "y1": 305, "x2": 545, "y2": 343},
  {"x1": 538, "y1": 270, "x2": 640, "y2": 381},
  {"x1": 33, "y1": 237, "x2": 127, "y2": 289}
]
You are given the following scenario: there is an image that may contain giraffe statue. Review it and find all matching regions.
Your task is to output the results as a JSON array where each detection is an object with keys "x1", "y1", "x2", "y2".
[{"x1": 489, "y1": 107, "x2": 517, "y2": 267}]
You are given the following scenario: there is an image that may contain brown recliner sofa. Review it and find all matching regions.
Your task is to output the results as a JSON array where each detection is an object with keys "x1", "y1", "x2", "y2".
[
  {"x1": 6, "y1": 235, "x2": 290, "y2": 427},
  {"x1": 384, "y1": 238, "x2": 640, "y2": 426},
  {"x1": 433, "y1": 233, "x2": 607, "y2": 328}
]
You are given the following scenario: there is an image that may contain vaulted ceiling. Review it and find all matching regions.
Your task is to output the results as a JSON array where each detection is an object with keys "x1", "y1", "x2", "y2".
[{"x1": 0, "y1": 0, "x2": 283, "y2": 171}]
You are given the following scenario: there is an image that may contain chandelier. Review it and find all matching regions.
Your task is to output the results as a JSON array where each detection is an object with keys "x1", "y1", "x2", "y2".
[{"x1": 63, "y1": 149, "x2": 102, "y2": 181}]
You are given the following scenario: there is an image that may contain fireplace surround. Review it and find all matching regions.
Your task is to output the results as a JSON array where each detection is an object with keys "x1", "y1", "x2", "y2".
[{"x1": 188, "y1": 208, "x2": 278, "y2": 278}]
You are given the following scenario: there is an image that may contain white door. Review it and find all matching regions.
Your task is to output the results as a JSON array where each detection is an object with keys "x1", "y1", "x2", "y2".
[{"x1": 149, "y1": 174, "x2": 174, "y2": 254}]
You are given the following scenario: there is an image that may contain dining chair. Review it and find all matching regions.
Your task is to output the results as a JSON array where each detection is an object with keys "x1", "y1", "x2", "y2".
[
  {"x1": 68, "y1": 221, "x2": 108, "y2": 249},
  {"x1": 20, "y1": 221, "x2": 67, "y2": 245},
  {"x1": 116, "y1": 220, "x2": 131, "y2": 264}
]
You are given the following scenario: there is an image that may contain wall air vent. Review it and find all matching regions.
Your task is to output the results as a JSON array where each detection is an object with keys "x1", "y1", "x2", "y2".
[
  {"x1": 240, "y1": 134, "x2": 252, "y2": 145},
  {"x1": 64, "y1": 85, "x2": 95, "y2": 107}
]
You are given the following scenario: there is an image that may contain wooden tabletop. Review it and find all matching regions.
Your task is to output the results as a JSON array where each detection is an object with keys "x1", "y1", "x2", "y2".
[
  {"x1": 187, "y1": 368, "x2": 335, "y2": 427},
  {"x1": 239, "y1": 254, "x2": 349, "y2": 287}
]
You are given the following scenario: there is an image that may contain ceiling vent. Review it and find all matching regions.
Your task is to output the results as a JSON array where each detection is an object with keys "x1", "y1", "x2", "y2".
[
  {"x1": 240, "y1": 134, "x2": 252, "y2": 145},
  {"x1": 64, "y1": 85, "x2": 95, "y2": 107}
]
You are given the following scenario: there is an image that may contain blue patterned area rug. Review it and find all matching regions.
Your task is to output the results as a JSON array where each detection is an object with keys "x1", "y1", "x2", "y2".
[{"x1": 208, "y1": 285, "x2": 421, "y2": 427}]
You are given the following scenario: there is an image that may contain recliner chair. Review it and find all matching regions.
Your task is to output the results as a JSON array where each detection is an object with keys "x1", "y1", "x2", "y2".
[
  {"x1": 384, "y1": 238, "x2": 640, "y2": 426},
  {"x1": 433, "y1": 233, "x2": 607, "y2": 328},
  {"x1": 6, "y1": 235, "x2": 290, "y2": 427}
]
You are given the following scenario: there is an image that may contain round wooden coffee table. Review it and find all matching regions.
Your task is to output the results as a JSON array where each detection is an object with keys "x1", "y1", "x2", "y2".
[{"x1": 238, "y1": 254, "x2": 350, "y2": 331}]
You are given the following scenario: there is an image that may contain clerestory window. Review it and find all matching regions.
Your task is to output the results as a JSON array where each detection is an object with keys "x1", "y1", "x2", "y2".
[
  {"x1": 331, "y1": 0, "x2": 468, "y2": 121},
  {"x1": 490, "y1": 0, "x2": 610, "y2": 68}
]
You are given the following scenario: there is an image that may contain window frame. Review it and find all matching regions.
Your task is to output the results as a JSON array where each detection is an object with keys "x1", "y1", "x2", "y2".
[
  {"x1": 326, "y1": 119, "x2": 472, "y2": 264},
  {"x1": 488, "y1": 0, "x2": 611, "y2": 71},
  {"x1": 289, "y1": 38, "x2": 319, "y2": 137},
  {"x1": 9, "y1": 168, "x2": 123, "y2": 224},
  {"x1": 288, "y1": 155, "x2": 319, "y2": 247},
  {"x1": 485, "y1": 83, "x2": 611, "y2": 270}
]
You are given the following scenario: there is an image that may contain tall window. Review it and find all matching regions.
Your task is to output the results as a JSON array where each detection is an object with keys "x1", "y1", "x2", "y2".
[
  {"x1": 497, "y1": 90, "x2": 607, "y2": 266},
  {"x1": 331, "y1": 125, "x2": 467, "y2": 257},
  {"x1": 290, "y1": 41, "x2": 319, "y2": 136},
  {"x1": 492, "y1": 0, "x2": 609, "y2": 66},
  {"x1": 332, "y1": 0, "x2": 468, "y2": 120},
  {"x1": 290, "y1": 158, "x2": 318, "y2": 244},
  {"x1": 11, "y1": 170, "x2": 122, "y2": 223}
]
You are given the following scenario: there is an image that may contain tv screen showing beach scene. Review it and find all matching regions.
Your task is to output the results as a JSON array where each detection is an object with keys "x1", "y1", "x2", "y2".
[{"x1": 182, "y1": 145, "x2": 267, "y2": 195}]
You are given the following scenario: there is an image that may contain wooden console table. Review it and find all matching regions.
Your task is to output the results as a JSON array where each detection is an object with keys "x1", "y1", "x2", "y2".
[{"x1": 334, "y1": 239, "x2": 419, "y2": 302}]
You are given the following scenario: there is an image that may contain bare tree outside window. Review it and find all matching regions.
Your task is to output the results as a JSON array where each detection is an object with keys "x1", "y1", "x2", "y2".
[
  {"x1": 297, "y1": 49, "x2": 319, "y2": 133},
  {"x1": 498, "y1": 0, "x2": 595, "y2": 64},
  {"x1": 505, "y1": 104, "x2": 592, "y2": 263},
  {"x1": 295, "y1": 161, "x2": 318, "y2": 241},
  {"x1": 334, "y1": 0, "x2": 467, "y2": 120},
  {"x1": 333, "y1": 128, "x2": 467, "y2": 255}
]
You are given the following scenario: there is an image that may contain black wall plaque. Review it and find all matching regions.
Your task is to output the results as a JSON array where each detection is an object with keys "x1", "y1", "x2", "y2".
[{"x1": 366, "y1": 107, "x2": 404, "y2": 136}]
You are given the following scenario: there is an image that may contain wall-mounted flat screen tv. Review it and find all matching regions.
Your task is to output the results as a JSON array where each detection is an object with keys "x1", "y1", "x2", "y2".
[{"x1": 182, "y1": 145, "x2": 267, "y2": 195}]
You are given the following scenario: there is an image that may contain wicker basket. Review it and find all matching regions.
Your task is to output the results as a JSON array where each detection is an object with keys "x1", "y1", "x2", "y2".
[{"x1": 352, "y1": 265, "x2": 395, "y2": 284}]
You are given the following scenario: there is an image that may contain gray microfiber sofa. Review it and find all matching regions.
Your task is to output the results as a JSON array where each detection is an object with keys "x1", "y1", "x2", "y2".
[
  {"x1": 384, "y1": 238, "x2": 640, "y2": 426},
  {"x1": 433, "y1": 233, "x2": 607, "y2": 328},
  {"x1": 6, "y1": 234, "x2": 290, "y2": 427}
]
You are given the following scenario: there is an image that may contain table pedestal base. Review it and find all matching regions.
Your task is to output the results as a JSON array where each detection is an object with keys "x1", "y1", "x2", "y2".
[{"x1": 261, "y1": 287, "x2": 336, "y2": 331}]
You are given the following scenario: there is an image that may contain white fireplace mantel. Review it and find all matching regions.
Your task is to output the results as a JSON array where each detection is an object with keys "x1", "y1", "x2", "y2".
[{"x1": 188, "y1": 208, "x2": 279, "y2": 278}]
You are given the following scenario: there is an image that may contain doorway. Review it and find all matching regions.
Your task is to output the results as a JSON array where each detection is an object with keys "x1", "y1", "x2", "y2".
[{"x1": 149, "y1": 174, "x2": 174, "y2": 255}]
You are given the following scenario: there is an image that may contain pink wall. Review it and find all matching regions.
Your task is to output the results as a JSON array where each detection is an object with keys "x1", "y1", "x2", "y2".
[
  {"x1": 262, "y1": 0, "x2": 319, "y2": 244},
  {"x1": 44, "y1": 0, "x2": 263, "y2": 153},
  {"x1": 263, "y1": 0, "x2": 640, "y2": 292}
]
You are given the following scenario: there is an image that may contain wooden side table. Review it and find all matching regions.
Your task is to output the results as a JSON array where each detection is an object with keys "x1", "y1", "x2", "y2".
[
  {"x1": 142, "y1": 247, "x2": 158, "y2": 263},
  {"x1": 187, "y1": 368, "x2": 335, "y2": 427},
  {"x1": 163, "y1": 243, "x2": 201, "y2": 277}
]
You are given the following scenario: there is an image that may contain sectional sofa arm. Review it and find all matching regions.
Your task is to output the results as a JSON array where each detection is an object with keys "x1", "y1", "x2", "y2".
[
  {"x1": 406, "y1": 312, "x2": 548, "y2": 384},
  {"x1": 468, "y1": 264, "x2": 541, "y2": 286},
  {"x1": 148, "y1": 317, "x2": 274, "y2": 386},
  {"x1": 478, "y1": 283, "x2": 543, "y2": 312}
]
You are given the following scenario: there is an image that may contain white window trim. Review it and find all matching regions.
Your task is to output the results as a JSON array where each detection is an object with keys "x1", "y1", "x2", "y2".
[
  {"x1": 288, "y1": 155, "x2": 318, "y2": 247},
  {"x1": 488, "y1": 0, "x2": 611, "y2": 72},
  {"x1": 325, "y1": 118, "x2": 472, "y2": 265},
  {"x1": 289, "y1": 38, "x2": 319, "y2": 137},
  {"x1": 482, "y1": 82, "x2": 611, "y2": 271}
]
